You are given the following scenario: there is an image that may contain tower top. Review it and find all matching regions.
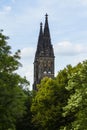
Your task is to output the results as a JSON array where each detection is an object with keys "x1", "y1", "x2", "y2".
[
  {"x1": 40, "y1": 22, "x2": 43, "y2": 35},
  {"x1": 40, "y1": 22, "x2": 43, "y2": 27},
  {"x1": 45, "y1": 13, "x2": 48, "y2": 19},
  {"x1": 35, "y1": 14, "x2": 54, "y2": 58},
  {"x1": 33, "y1": 14, "x2": 55, "y2": 90},
  {"x1": 44, "y1": 13, "x2": 50, "y2": 38},
  {"x1": 35, "y1": 22, "x2": 43, "y2": 58}
]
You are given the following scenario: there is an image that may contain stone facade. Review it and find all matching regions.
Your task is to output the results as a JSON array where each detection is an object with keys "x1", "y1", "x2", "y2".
[{"x1": 33, "y1": 14, "x2": 55, "y2": 90}]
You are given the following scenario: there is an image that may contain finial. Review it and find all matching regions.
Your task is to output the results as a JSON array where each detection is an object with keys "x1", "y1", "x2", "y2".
[
  {"x1": 40, "y1": 22, "x2": 43, "y2": 27},
  {"x1": 45, "y1": 13, "x2": 48, "y2": 19}
]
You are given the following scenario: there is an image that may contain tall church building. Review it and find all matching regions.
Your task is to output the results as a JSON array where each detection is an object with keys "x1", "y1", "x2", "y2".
[{"x1": 33, "y1": 14, "x2": 55, "y2": 90}]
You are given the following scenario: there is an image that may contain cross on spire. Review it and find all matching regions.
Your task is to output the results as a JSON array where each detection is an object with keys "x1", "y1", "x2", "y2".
[
  {"x1": 45, "y1": 13, "x2": 48, "y2": 19},
  {"x1": 44, "y1": 13, "x2": 50, "y2": 38}
]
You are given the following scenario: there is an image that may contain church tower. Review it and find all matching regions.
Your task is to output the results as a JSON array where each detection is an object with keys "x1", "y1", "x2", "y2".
[{"x1": 33, "y1": 14, "x2": 55, "y2": 90}]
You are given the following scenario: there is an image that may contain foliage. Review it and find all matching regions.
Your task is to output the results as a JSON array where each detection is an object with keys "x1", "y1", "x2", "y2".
[
  {"x1": 31, "y1": 74, "x2": 71, "y2": 130},
  {"x1": 31, "y1": 62, "x2": 85, "y2": 130},
  {"x1": 0, "y1": 30, "x2": 29, "y2": 130},
  {"x1": 1, "y1": 30, "x2": 87, "y2": 130},
  {"x1": 16, "y1": 90, "x2": 36, "y2": 130},
  {"x1": 63, "y1": 60, "x2": 87, "y2": 130}
]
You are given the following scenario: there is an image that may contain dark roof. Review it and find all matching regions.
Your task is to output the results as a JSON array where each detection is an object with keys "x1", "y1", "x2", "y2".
[{"x1": 35, "y1": 14, "x2": 54, "y2": 59}]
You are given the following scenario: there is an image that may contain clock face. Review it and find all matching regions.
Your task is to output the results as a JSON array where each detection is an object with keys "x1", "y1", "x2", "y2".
[{"x1": 48, "y1": 61, "x2": 51, "y2": 67}]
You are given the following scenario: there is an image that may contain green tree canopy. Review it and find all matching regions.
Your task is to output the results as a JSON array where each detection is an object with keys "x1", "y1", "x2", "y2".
[
  {"x1": 31, "y1": 62, "x2": 84, "y2": 130},
  {"x1": 0, "y1": 30, "x2": 29, "y2": 130},
  {"x1": 31, "y1": 75, "x2": 72, "y2": 129},
  {"x1": 62, "y1": 60, "x2": 87, "y2": 130}
]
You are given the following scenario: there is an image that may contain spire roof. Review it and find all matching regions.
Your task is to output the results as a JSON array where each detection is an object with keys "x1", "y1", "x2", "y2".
[
  {"x1": 35, "y1": 14, "x2": 54, "y2": 58},
  {"x1": 44, "y1": 13, "x2": 50, "y2": 38},
  {"x1": 35, "y1": 22, "x2": 44, "y2": 57},
  {"x1": 38, "y1": 22, "x2": 43, "y2": 43}
]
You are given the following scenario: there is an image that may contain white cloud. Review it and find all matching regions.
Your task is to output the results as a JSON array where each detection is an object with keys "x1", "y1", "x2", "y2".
[
  {"x1": 0, "y1": 6, "x2": 12, "y2": 15},
  {"x1": 3, "y1": 6, "x2": 12, "y2": 12},
  {"x1": 21, "y1": 47, "x2": 35, "y2": 58},
  {"x1": 54, "y1": 41, "x2": 87, "y2": 56},
  {"x1": 17, "y1": 63, "x2": 33, "y2": 90},
  {"x1": 79, "y1": 0, "x2": 87, "y2": 5},
  {"x1": 19, "y1": 47, "x2": 35, "y2": 89}
]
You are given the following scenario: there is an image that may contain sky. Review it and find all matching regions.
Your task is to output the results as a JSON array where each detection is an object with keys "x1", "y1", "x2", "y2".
[{"x1": 0, "y1": 0, "x2": 87, "y2": 90}]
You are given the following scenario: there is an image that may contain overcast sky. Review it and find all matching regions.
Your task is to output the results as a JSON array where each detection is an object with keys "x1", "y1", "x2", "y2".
[{"x1": 0, "y1": 0, "x2": 87, "y2": 89}]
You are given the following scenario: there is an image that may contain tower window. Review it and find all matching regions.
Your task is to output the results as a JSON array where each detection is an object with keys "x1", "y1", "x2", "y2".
[
  {"x1": 43, "y1": 71, "x2": 47, "y2": 74},
  {"x1": 48, "y1": 71, "x2": 51, "y2": 74}
]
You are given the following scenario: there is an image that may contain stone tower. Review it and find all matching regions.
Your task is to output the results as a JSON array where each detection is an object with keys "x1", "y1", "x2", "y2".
[{"x1": 33, "y1": 14, "x2": 55, "y2": 90}]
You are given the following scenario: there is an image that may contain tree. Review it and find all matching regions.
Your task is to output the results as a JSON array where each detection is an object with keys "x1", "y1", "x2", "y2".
[
  {"x1": 0, "y1": 30, "x2": 29, "y2": 130},
  {"x1": 16, "y1": 90, "x2": 36, "y2": 130},
  {"x1": 62, "y1": 60, "x2": 87, "y2": 130},
  {"x1": 31, "y1": 77, "x2": 59, "y2": 130},
  {"x1": 31, "y1": 63, "x2": 83, "y2": 130},
  {"x1": 31, "y1": 76, "x2": 71, "y2": 130}
]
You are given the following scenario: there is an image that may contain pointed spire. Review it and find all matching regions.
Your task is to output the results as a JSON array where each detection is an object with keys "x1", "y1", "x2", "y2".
[
  {"x1": 40, "y1": 22, "x2": 43, "y2": 36},
  {"x1": 35, "y1": 22, "x2": 44, "y2": 57},
  {"x1": 37, "y1": 22, "x2": 43, "y2": 46},
  {"x1": 44, "y1": 13, "x2": 50, "y2": 38},
  {"x1": 45, "y1": 13, "x2": 48, "y2": 23}
]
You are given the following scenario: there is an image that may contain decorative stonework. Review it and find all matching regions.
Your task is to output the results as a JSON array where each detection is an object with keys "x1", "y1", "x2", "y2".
[{"x1": 33, "y1": 14, "x2": 55, "y2": 90}]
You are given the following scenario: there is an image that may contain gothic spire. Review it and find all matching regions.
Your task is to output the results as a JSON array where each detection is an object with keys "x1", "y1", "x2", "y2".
[
  {"x1": 38, "y1": 22, "x2": 43, "y2": 45},
  {"x1": 44, "y1": 13, "x2": 50, "y2": 38},
  {"x1": 35, "y1": 22, "x2": 43, "y2": 57},
  {"x1": 33, "y1": 14, "x2": 55, "y2": 90}
]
